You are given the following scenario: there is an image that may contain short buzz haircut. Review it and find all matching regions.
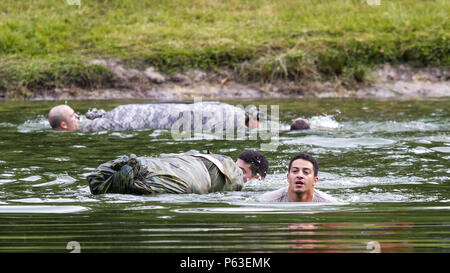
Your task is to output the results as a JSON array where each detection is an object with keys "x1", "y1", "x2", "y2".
[
  {"x1": 48, "y1": 105, "x2": 69, "y2": 129},
  {"x1": 288, "y1": 153, "x2": 319, "y2": 177},
  {"x1": 238, "y1": 150, "x2": 269, "y2": 178},
  {"x1": 49, "y1": 116, "x2": 63, "y2": 129}
]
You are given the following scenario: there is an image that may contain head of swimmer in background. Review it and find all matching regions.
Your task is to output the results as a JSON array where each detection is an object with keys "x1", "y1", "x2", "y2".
[
  {"x1": 290, "y1": 118, "x2": 310, "y2": 131},
  {"x1": 236, "y1": 150, "x2": 269, "y2": 182},
  {"x1": 245, "y1": 111, "x2": 261, "y2": 129},
  {"x1": 48, "y1": 105, "x2": 79, "y2": 132}
]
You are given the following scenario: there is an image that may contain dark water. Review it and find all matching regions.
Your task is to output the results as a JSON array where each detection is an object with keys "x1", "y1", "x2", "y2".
[{"x1": 0, "y1": 98, "x2": 449, "y2": 253}]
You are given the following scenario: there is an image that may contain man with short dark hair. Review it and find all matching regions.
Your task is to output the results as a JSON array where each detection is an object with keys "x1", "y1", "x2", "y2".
[
  {"x1": 290, "y1": 118, "x2": 310, "y2": 131},
  {"x1": 259, "y1": 153, "x2": 338, "y2": 202},
  {"x1": 236, "y1": 150, "x2": 269, "y2": 182}
]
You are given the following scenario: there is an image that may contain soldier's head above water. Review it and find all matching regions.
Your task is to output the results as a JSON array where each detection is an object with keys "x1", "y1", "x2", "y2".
[
  {"x1": 48, "y1": 102, "x2": 308, "y2": 134},
  {"x1": 49, "y1": 102, "x2": 263, "y2": 132},
  {"x1": 290, "y1": 118, "x2": 310, "y2": 131},
  {"x1": 236, "y1": 150, "x2": 269, "y2": 183},
  {"x1": 48, "y1": 105, "x2": 79, "y2": 132}
]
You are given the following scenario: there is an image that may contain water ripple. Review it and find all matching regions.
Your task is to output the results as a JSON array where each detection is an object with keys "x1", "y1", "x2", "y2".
[{"x1": 0, "y1": 205, "x2": 89, "y2": 213}]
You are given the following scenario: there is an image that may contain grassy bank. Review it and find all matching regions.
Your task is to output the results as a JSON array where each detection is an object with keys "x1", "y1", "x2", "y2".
[{"x1": 0, "y1": 0, "x2": 448, "y2": 99}]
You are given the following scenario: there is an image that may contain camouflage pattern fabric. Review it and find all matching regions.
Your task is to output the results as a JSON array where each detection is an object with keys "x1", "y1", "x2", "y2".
[
  {"x1": 87, "y1": 151, "x2": 244, "y2": 195},
  {"x1": 81, "y1": 102, "x2": 247, "y2": 132},
  {"x1": 191, "y1": 153, "x2": 243, "y2": 191}
]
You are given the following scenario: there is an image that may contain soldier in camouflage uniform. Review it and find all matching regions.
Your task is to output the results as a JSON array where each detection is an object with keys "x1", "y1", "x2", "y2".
[
  {"x1": 48, "y1": 102, "x2": 261, "y2": 132},
  {"x1": 87, "y1": 151, "x2": 246, "y2": 195}
]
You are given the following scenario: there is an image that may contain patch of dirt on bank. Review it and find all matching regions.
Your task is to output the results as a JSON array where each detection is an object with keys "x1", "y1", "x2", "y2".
[
  {"x1": 350, "y1": 64, "x2": 449, "y2": 98},
  {"x1": 31, "y1": 59, "x2": 449, "y2": 101}
]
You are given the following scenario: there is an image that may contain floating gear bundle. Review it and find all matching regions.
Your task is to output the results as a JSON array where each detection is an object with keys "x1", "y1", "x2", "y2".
[{"x1": 87, "y1": 151, "x2": 244, "y2": 195}]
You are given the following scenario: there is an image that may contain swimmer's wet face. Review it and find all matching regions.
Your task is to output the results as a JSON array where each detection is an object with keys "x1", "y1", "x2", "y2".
[
  {"x1": 49, "y1": 105, "x2": 79, "y2": 132},
  {"x1": 236, "y1": 150, "x2": 268, "y2": 183},
  {"x1": 236, "y1": 158, "x2": 259, "y2": 182},
  {"x1": 65, "y1": 108, "x2": 79, "y2": 131},
  {"x1": 287, "y1": 159, "x2": 319, "y2": 199}
]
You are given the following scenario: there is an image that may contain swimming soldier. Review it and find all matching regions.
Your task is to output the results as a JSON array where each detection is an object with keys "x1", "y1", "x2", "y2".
[
  {"x1": 258, "y1": 153, "x2": 338, "y2": 203},
  {"x1": 87, "y1": 150, "x2": 269, "y2": 195},
  {"x1": 48, "y1": 102, "x2": 261, "y2": 132},
  {"x1": 48, "y1": 102, "x2": 311, "y2": 133},
  {"x1": 236, "y1": 150, "x2": 269, "y2": 182}
]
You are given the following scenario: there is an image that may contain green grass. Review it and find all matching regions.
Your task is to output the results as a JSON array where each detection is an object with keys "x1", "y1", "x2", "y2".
[{"x1": 0, "y1": 0, "x2": 448, "y2": 98}]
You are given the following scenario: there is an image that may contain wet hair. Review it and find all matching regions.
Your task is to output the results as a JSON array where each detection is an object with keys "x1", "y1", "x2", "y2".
[
  {"x1": 290, "y1": 118, "x2": 310, "y2": 130},
  {"x1": 49, "y1": 115, "x2": 64, "y2": 129},
  {"x1": 238, "y1": 150, "x2": 268, "y2": 178},
  {"x1": 288, "y1": 153, "x2": 319, "y2": 177}
]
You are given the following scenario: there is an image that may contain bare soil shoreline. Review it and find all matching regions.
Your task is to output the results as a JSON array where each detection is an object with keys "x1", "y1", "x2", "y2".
[{"x1": 25, "y1": 60, "x2": 450, "y2": 101}]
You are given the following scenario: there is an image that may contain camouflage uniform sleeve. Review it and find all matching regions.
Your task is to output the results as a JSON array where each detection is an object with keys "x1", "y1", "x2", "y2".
[
  {"x1": 82, "y1": 102, "x2": 247, "y2": 132},
  {"x1": 81, "y1": 104, "x2": 159, "y2": 131},
  {"x1": 192, "y1": 152, "x2": 244, "y2": 191},
  {"x1": 80, "y1": 118, "x2": 126, "y2": 131},
  {"x1": 91, "y1": 104, "x2": 187, "y2": 131},
  {"x1": 105, "y1": 104, "x2": 152, "y2": 130},
  {"x1": 193, "y1": 102, "x2": 247, "y2": 132},
  {"x1": 85, "y1": 109, "x2": 107, "y2": 120},
  {"x1": 198, "y1": 157, "x2": 228, "y2": 192}
]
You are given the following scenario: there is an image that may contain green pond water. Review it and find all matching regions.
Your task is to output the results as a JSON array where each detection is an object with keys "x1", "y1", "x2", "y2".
[{"x1": 0, "y1": 98, "x2": 449, "y2": 253}]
